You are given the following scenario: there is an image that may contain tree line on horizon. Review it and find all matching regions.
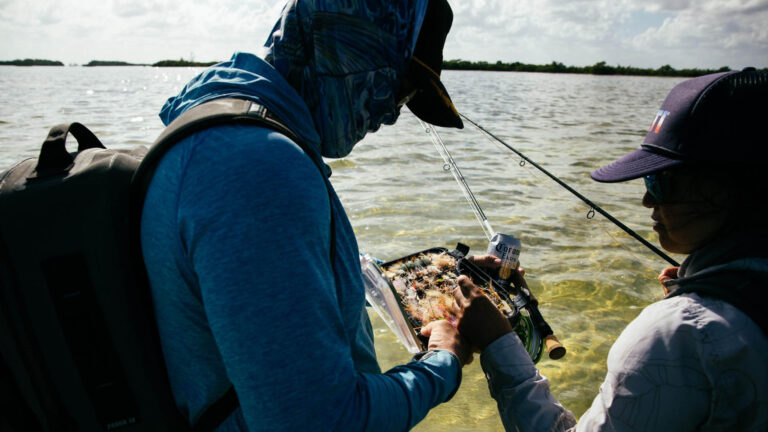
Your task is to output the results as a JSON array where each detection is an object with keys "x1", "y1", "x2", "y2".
[
  {"x1": 0, "y1": 58, "x2": 217, "y2": 67},
  {"x1": 82, "y1": 59, "x2": 219, "y2": 67},
  {"x1": 0, "y1": 59, "x2": 64, "y2": 66},
  {"x1": 442, "y1": 59, "x2": 739, "y2": 77},
  {"x1": 2, "y1": 58, "x2": 765, "y2": 77}
]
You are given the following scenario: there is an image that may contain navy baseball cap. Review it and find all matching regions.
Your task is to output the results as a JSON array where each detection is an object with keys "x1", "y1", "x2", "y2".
[{"x1": 591, "y1": 68, "x2": 768, "y2": 182}]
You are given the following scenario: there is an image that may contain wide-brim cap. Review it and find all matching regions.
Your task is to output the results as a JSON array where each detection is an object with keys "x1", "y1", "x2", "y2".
[{"x1": 406, "y1": 0, "x2": 463, "y2": 129}]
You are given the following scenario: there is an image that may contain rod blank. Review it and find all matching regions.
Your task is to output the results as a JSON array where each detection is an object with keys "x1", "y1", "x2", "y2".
[
  {"x1": 420, "y1": 120, "x2": 496, "y2": 241},
  {"x1": 460, "y1": 113, "x2": 680, "y2": 268}
]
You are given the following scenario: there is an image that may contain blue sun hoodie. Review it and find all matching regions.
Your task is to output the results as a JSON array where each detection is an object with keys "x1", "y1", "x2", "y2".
[{"x1": 142, "y1": 1, "x2": 460, "y2": 431}]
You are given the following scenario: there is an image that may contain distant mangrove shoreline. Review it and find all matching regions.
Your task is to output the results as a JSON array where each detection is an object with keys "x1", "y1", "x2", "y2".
[
  {"x1": 82, "y1": 60, "x2": 218, "y2": 67},
  {"x1": 0, "y1": 58, "x2": 217, "y2": 67},
  {"x1": 0, "y1": 59, "x2": 64, "y2": 66},
  {"x1": 2, "y1": 58, "x2": 765, "y2": 77},
  {"x1": 441, "y1": 60, "x2": 751, "y2": 77}
]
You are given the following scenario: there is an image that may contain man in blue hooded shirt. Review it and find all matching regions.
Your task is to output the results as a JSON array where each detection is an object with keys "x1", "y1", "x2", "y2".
[{"x1": 140, "y1": 0, "x2": 469, "y2": 430}]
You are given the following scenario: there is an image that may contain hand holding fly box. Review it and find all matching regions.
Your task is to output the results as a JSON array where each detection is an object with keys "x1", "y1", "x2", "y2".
[{"x1": 362, "y1": 244, "x2": 554, "y2": 363}]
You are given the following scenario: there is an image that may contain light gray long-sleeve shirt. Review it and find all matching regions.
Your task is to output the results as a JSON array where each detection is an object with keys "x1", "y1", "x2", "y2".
[{"x1": 481, "y1": 237, "x2": 768, "y2": 431}]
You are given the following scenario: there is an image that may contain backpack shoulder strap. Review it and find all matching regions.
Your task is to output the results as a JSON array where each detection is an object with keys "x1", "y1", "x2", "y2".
[
  {"x1": 131, "y1": 97, "x2": 334, "y2": 272},
  {"x1": 130, "y1": 98, "x2": 333, "y2": 431},
  {"x1": 190, "y1": 386, "x2": 238, "y2": 432},
  {"x1": 133, "y1": 98, "x2": 325, "y2": 207}
]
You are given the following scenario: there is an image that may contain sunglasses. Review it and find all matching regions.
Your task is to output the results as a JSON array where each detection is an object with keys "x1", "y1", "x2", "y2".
[
  {"x1": 645, "y1": 171, "x2": 681, "y2": 203},
  {"x1": 644, "y1": 173, "x2": 664, "y2": 202}
]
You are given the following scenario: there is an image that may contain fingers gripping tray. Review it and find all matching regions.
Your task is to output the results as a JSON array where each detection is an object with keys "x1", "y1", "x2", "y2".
[{"x1": 361, "y1": 243, "x2": 541, "y2": 361}]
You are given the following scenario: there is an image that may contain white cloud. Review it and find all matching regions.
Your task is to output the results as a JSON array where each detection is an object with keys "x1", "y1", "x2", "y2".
[
  {"x1": 443, "y1": 0, "x2": 767, "y2": 68},
  {"x1": 447, "y1": 0, "x2": 632, "y2": 65},
  {"x1": 0, "y1": 0, "x2": 765, "y2": 68},
  {"x1": 0, "y1": 0, "x2": 285, "y2": 63},
  {"x1": 112, "y1": 0, "x2": 154, "y2": 18},
  {"x1": 636, "y1": 0, "x2": 693, "y2": 12},
  {"x1": 630, "y1": 0, "x2": 768, "y2": 67}
]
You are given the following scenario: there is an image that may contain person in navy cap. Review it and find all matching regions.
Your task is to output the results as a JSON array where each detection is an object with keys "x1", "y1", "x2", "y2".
[{"x1": 452, "y1": 69, "x2": 768, "y2": 431}]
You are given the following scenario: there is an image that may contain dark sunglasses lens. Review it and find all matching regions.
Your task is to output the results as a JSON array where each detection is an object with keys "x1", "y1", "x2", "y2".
[{"x1": 644, "y1": 174, "x2": 662, "y2": 202}]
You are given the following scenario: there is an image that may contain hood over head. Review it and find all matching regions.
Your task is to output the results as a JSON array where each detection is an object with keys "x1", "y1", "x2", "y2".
[
  {"x1": 158, "y1": 52, "x2": 324, "y2": 162},
  {"x1": 263, "y1": 0, "x2": 430, "y2": 158}
]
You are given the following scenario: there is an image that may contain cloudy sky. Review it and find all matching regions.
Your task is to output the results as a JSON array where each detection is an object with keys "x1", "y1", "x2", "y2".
[{"x1": 1, "y1": 0, "x2": 766, "y2": 69}]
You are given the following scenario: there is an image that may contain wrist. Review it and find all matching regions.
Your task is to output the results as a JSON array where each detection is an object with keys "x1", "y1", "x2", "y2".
[
  {"x1": 478, "y1": 327, "x2": 514, "y2": 351},
  {"x1": 411, "y1": 349, "x2": 463, "y2": 402},
  {"x1": 412, "y1": 349, "x2": 441, "y2": 362},
  {"x1": 480, "y1": 333, "x2": 538, "y2": 396},
  {"x1": 413, "y1": 349, "x2": 460, "y2": 364}
]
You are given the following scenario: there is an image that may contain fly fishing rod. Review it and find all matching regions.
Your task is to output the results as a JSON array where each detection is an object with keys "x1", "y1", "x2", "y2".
[
  {"x1": 420, "y1": 120, "x2": 495, "y2": 241},
  {"x1": 419, "y1": 120, "x2": 566, "y2": 361},
  {"x1": 459, "y1": 113, "x2": 680, "y2": 267}
]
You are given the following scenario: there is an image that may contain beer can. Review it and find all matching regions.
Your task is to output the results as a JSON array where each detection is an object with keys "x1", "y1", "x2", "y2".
[{"x1": 486, "y1": 233, "x2": 522, "y2": 281}]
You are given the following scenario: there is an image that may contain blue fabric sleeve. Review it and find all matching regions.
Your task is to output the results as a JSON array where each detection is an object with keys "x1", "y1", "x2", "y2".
[{"x1": 171, "y1": 125, "x2": 459, "y2": 430}]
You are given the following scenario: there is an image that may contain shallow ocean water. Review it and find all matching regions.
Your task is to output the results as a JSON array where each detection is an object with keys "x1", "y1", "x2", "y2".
[{"x1": 0, "y1": 66, "x2": 685, "y2": 430}]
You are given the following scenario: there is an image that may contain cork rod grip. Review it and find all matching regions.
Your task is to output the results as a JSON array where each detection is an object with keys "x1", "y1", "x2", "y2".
[
  {"x1": 525, "y1": 302, "x2": 566, "y2": 361},
  {"x1": 544, "y1": 334, "x2": 566, "y2": 360}
]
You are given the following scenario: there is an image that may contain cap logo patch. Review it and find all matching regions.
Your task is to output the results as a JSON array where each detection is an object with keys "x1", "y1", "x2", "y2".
[{"x1": 649, "y1": 110, "x2": 670, "y2": 133}]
